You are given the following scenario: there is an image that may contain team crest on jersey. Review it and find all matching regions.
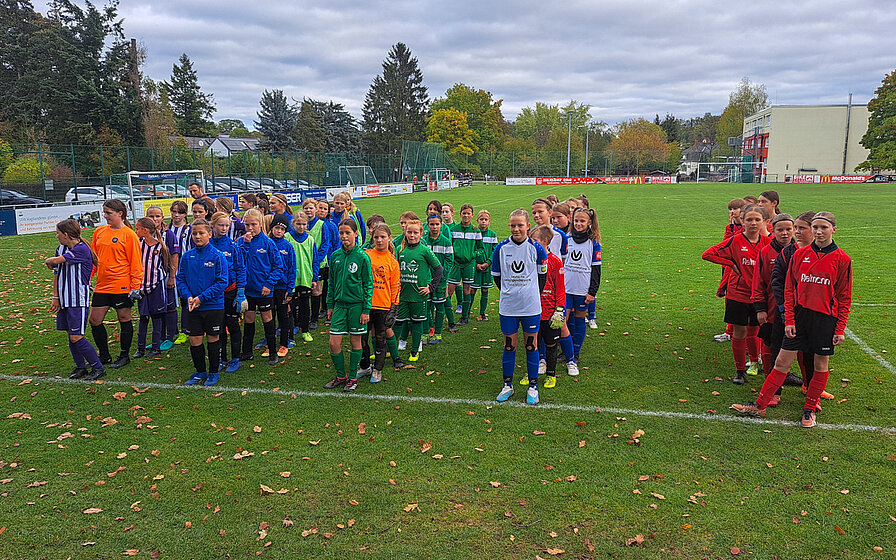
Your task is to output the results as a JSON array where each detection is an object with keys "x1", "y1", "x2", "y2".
[
  {"x1": 802, "y1": 257, "x2": 811, "y2": 263},
  {"x1": 349, "y1": 262, "x2": 358, "y2": 273},
  {"x1": 204, "y1": 262, "x2": 215, "y2": 268},
  {"x1": 740, "y1": 246, "x2": 749, "y2": 252},
  {"x1": 257, "y1": 248, "x2": 267, "y2": 254},
  {"x1": 510, "y1": 260, "x2": 524, "y2": 274},
  {"x1": 406, "y1": 260, "x2": 419, "y2": 273},
  {"x1": 570, "y1": 250, "x2": 582, "y2": 261},
  {"x1": 112, "y1": 237, "x2": 118, "y2": 243}
]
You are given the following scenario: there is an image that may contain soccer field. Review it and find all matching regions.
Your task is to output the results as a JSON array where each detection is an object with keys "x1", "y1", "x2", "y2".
[{"x1": 0, "y1": 182, "x2": 894, "y2": 559}]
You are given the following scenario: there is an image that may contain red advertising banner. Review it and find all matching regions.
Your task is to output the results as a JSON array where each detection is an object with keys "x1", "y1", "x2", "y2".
[
  {"x1": 536, "y1": 177, "x2": 601, "y2": 185},
  {"x1": 365, "y1": 186, "x2": 380, "y2": 197},
  {"x1": 428, "y1": 181, "x2": 438, "y2": 192},
  {"x1": 644, "y1": 176, "x2": 677, "y2": 184},
  {"x1": 821, "y1": 175, "x2": 874, "y2": 183}
]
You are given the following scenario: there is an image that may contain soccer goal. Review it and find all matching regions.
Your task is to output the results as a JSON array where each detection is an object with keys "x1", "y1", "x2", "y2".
[
  {"x1": 338, "y1": 165, "x2": 378, "y2": 188},
  {"x1": 696, "y1": 161, "x2": 762, "y2": 183}
]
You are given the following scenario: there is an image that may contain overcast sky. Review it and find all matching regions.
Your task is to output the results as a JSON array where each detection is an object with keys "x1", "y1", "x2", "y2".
[{"x1": 40, "y1": 0, "x2": 896, "y2": 128}]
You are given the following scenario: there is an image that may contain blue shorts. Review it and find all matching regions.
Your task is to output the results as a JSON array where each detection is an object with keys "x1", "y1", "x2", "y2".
[
  {"x1": 499, "y1": 314, "x2": 541, "y2": 335},
  {"x1": 566, "y1": 294, "x2": 589, "y2": 312},
  {"x1": 57, "y1": 307, "x2": 88, "y2": 336}
]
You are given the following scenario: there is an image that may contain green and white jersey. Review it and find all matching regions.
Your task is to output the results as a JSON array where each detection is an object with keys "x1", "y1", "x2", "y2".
[
  {"x1": 327, "y1": 245, "x2": 373, "y2": 313},
  {"x1": 478, "y1": 227, "x2": 498, "y2": 265},
  {"x1": 397, "y1": 242, "x2": 441, "y2": 303},
  {"x1": 449, "y1": 222, "x2": 485, "y2": 264},
  {"x1": 424, "y1": 232, "x2": 454, "y2": 288}
]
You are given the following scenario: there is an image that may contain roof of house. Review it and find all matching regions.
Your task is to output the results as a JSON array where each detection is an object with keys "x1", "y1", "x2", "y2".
[
  {"x1": 168, "y1": 136, "x2": 215, "y2": 150},
  {"x1": 211, "y1": 137, "x2": 262, "y2": 152}
]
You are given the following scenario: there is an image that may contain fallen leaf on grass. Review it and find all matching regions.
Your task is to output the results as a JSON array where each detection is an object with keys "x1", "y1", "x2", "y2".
[
  {"x1": 681, "y1": 524, "x2": 693, "y2": 529},
  {"x1": 83, "y1": 507, "x2": 103, "y2": 514},
  {"x1": 578, "y1": 440, "x2": 586, "y2": 448},
  {"x1": 489, "y1": 481, "x2": 501, "y2": 488},
  {"x1": 565, "y1": 475, "x2": 577, "y2": 482},
  {"x1": 301, "y1": 527, "x2": 318, "y2": 537},
  {"x1": 253, "y1": 426, "x2": 262, "y2": 433},
  {"x1": 358, "y1": 423, "x2": 366, "y2": 435},
  {"x1": 533, "y1": 430, "x2": 546, "y2": 435},
  {"x1": 122, "y1": 550, "x2": 139, "y2": 556},
  {"x1": 650, "y1": 492, "x2": 665, "y2": 500},
  {"x1": 282, "y1": 517, "x2": 294, "y2": 528},
  {"x1": 731, "y1": 547, "x2": 741, "y2": 555},
  {"x1": 81, "y1": 542, "x2": 96, "y2": 546},
  {"x1": 404, "y1": 503, "x2": 420, "y2": 512},
  {"x1": 840, "y1": 489, "x2": 850, "y2": 494},
  {"x1": 545, "y1": 548, "x2": 564, "y2": 555},
  {"x1": 260, "y1": 484, "x2": 289, "y2": 495},
  {"x1": 279, "y1": 472, "x2": 291, "y2": 478},
  {"x1": 419, "y1": 440, "x2": 432, "y2": 453},
  {"x1": 625, "y1": 534, "x2": 645, "y2": 546},
  {"x1": 638, "y1": 475, "x2": 650, "y2": 481},
  {"x1": 835, "y1": 526, "x2": 846, "y2": 535}
]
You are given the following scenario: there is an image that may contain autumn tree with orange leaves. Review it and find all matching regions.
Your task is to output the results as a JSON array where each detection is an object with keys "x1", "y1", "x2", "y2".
[{"x1": 607, "y1": 118, "x2": 671, "y2": 175}]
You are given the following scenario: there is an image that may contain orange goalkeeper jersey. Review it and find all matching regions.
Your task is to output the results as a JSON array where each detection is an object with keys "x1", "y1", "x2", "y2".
[
  {"x1": 366, "y1": 247, "x2": 400, "y2": 311},
  {"x1": 91, "y1": 225, "x2": 143, "y2": 293}
]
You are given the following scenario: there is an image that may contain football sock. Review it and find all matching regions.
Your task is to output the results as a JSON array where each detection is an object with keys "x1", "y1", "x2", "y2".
[
  {"x1": 165, "y1": 309, "x2": 178, "y2": 342},
  {"x1": 502, "y1": 347, "x2": 516, "y2": 379},
  {"x1": 310, "y1": 294, "x2": 321, "y2": 320},
  {"x1": 350, "y1": 348, "x2": 363, "y2": 379},
  {"x1": 386, "y1": 334, "x2": 399, "y2": 361},
  {"x1": 526, "y1": 346, "x2": 540, "y2": 383},
  {"x1": 73, "y1": 337, "x2": 101, "y2": 369},
  {"x1": 571, "y1": 316, "x2": 586, "y2": 358},
  {"x1": 545, "y1": 344, "x2": 558, "y2": 376},
  {"x1": 433, "y1": 304, "x2": 445, "y2": 335},
  {"x1": 225, "y1": 314, "x2": 241, "y2": 361},
  {"x1": 277, "y1": 303, "x2": 291, "y2": 347},
  {"x1": 330, "y1": 352, "x2": 345, "y2": 377},
  {"x1": 69, "y1": 341, "x2": 86, "y2": 368},
  {"x1": 731, "y1": 336, "x2": 747, "y2": 370},
  {"x1": 587, "y1": 299, "x2": 596, "y2": 321},
  {"x1": 409, "y1": 321, "x2": 423, "y2": 353},
  {"x1": 444, "y1": 297, "x2": 455, "y2": 325},
  {"x1": 800, "y1": 352, "x2": 815, "y2": 384},
  {"x1": 190, "y1": 344, "x2": 205, "y2": 373},
  {"x1": 560, "y1": 335, "x2": 575, "y2": 363},
  {"x1": 746, "y1": 325, "x2": 760, "y2": 361},
  {"x1": 756, "y1": 368, "x2": 788, "y2": 408},
  {"x1": 263, "y1": 320, "x2": 277, "y2": 353},
  {"x1": 119, "y1": 320, "x2": 134, "y2": 354},
  {"x1": 180, "y1": 302, "x2": 189, "y2": 331},
  {"x1": 151, "y1": 315, "x2": 163, "y2": 350},
  {"x1": 242, "y1": 322, "x2": 256, "y2": 355},
  {"x1": 761, "y1": 343, "x2": 773, "y2": 375},
  {"x1": 805, "y1": 370, "x2": 830, "y2": 411},
  {"x1": 461, "y1": 291, "x2": 472, "y2": 320},
  {"x1": 137, "y1": 315, "x2": 150, "y2": 349},
  {"x1": 91, "y1": 324, "x2": 110, "y2": 360},
  {"x1": 207, "y1": 339, "x2": 221, "y2": 374},
  {"x1": 479, "y1": 289, "x2": 489, "y2": 316}
]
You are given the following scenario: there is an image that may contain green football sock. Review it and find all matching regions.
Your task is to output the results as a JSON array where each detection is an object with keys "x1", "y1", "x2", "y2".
[
  {"x1": 409, "y1": 321, "x2": 423, "y2": 353},
  {"x1": 434, "y1": 305, "x2": 445, "y2": 335},
  {"x1": 350, "y1": 348, "x2": 363, "y2": 378},
  {"x1": 330, "y1": 351, "x2": 345, "y2": 377},
  {"x1": 444, "y1": 296, "x2": 455, "y2": 325},
  {"x1": 386, "y1": 334, "x2": 399, "y2": 358},
  {"x1": 461, "y1": 291, "x2": 472, "y2": 320},
  {"x1": 479, "y1": 289, "x2": 489, "y2": 316}
]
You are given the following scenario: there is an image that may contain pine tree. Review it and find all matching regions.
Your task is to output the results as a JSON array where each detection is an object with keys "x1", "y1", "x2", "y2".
[
  {"x1": 361, "y1": 42, "x2": 429, "y2": 154},
  {"x1": 293, "y1": 101, "x2": 325, "y2": 153},
  {"x1": 305, "y1": 99, "x2": 362, "y2": 153},
  {"x1": 255, "y1": 90, "x2": 298, "y2": 151},
  {"x1": 857, "y1": 69, "x2": 896, "y2": 172},
  {"x1": 163, "y1": 53, "x2": 215, "y2": 137}
]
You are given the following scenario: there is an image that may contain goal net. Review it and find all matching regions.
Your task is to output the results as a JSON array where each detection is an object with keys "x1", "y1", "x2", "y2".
[{"x1": 338, "y1": 165, "x2": 378, "y2": 187}]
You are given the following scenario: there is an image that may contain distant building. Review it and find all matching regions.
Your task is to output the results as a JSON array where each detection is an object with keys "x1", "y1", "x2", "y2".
[
  {"x1": 167, "y1": 136, "x2": 215, "y2": 151},
  {"x1": 207, "y1": 136, "x2": 262, "y2": 156},
  {"x1": 742, "y1": 104, "x2": 871, "y2": 182}
]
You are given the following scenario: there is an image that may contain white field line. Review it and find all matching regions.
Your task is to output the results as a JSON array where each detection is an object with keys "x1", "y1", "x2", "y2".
[
  {"x1": 844, "y1": 327, "x2": 896, "y2": 377},
  {"x1": 850, "y1": 303, "x2": 896, "y2": 307},
  {"x1": 5, "y1": 375, "x2": 893, "y2": 434},
  {"x1": 0, "y1": 298, "x2": 49, "y2": 312}
]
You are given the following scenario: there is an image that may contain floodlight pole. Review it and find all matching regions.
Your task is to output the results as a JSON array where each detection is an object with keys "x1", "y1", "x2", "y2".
[{"x1": 565, "y1": 113, "x2": 572, "y2": 177}]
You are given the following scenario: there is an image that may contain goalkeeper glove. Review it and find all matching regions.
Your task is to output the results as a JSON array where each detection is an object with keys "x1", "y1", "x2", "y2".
[
  {"x1": 549, "y1": 308, "x2": 565, "y2": 330},
  {"x1": 129, "y1": 289, "x2": 142, "y2": 302}
]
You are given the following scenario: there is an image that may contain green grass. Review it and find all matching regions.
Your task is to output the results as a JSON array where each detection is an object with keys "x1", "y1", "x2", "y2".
[{"x1": 0, "y1": 182, "x2": 894, "y2": 559}]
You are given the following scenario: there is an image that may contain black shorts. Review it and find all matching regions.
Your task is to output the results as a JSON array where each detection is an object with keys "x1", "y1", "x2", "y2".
[
  {"x1": 781, "y1": 307, "x2": 838, "y2": 356},
  {"x1": 247, "y1": 295, "x2": 273, "y2": 313},
  {"x1": 768, "y1": 309, "x2": 785, "y2": 350},
  {"x1": 92, "y1": 292, "x2": 133, "y2": 310},
  {"x1": 294, "y1": 285, "x2": 312, "y2": 298},
  {"x1": 724, "y1": 299, "x2": 758, "y2": 326},
  {"x1": 224, "y1": 290, "x2": 239, "y2": 319},
  {"x1": 273, "y1": 288, "x2": 290, "y2": 307},
  {"x1": 539, "y1": 320, "x2": 560, "y2": 345},
  {"x1": 187, "y1": 309, "x2": 224, "y2": 337}
]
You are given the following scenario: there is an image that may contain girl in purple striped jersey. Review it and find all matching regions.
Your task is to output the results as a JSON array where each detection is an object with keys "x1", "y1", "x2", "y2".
[
  {"x1": 146, "y1": 206, "x2": 180, "y2": 350},
  {"x1": 45, "y1": 219, "x2": 104, "y2": 380},
  {"x1": 169, "y1": 200, "x2": 192, "y2": 345},
  {"x1": 134, "y1": 217, "x2": 171, "y2": 358}
]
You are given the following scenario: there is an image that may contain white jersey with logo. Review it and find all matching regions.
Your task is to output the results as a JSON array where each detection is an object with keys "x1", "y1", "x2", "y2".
[
  {"x1": 550, "y1": 226, "x2": 569, "y2": 261},
  {"x1": 491, "y1": 237, "x2": 548, "y2": 317},
  {"x1": 564, "y1": 236, "x2": 602, "y2": 296}
]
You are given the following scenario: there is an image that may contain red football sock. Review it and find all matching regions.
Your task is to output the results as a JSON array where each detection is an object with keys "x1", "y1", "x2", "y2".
[
  {"x1": 756, "y1": 368, "x2": 788, "y2": 408},
  {"x1": 761, "y1": 343, "x2": 773, "y2": 376},
  {"x1": 731, "y1": 337, "x2": 747, "y2": 370},
  {"x1": 746, "y1": 325, "x2": 760, "y2": 361},
  {"x1": 725, "y1": 323, "x2": 733, "y2": 335},
  {"x1": 804, "y1": 370, "x2": 829, "y2": 411}
]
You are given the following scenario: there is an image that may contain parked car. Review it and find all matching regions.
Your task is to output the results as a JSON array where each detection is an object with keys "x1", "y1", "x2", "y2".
[
  {"x1": 247, "y1": 178, "x2": 287, "y2": 190},
  {"x1": 283, "y1": 179, "x2": 321, "y2": 189},
  {"x1": 65, "y1": 185, "x2": 131, "y2": 203},
  {"x1": 0, "y1": 189, "x2": 50, "y2": 208},
  {"x1": 209, "y1": 177, "x2": 251, "y2": 191}
]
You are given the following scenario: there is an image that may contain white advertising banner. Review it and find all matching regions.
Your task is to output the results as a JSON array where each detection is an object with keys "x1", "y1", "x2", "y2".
[
  {"x1": 15, "y1": 203, "x2": 106, "y2": 234},
  {"x1": 505, "y1": 177, "x2": 537, "y2": 185}
]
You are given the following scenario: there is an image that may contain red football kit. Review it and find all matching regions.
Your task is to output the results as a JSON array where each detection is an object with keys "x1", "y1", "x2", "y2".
[
  {"x1": 784, "y1": 242, "x2": 853, "y2": 335},
  {"x1": 751, "y1": 239, "x2": 788, "y2": 319},
  {"x1": 540, "y1": 252, "x2": 565, "y2": 321},
  {"x1": 703, "y1": 233, "x2": 770, "y2": 303}
]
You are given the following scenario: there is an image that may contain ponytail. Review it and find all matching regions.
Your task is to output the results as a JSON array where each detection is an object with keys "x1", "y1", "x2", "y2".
[
  {"x1": 56, "y1": 219, "x2": 98, "y2": 267},
  {"x1": 136, "y1": 217, "x2": 170, "y2": 272}
]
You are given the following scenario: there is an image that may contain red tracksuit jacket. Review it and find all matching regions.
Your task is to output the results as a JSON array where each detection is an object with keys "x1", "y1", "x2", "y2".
[
  {"x1": 539, "y1": 252, "x2": 566, "y2": 321},
  {"x1": 784, "y1": 242, "x2": 852, "y2": 335},
  {"x1": 702, "y1": 233, "x2": 770, "y2": 303}
]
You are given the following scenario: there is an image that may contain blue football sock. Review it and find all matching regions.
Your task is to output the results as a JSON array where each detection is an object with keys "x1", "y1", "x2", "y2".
[
  {"x1": 526, "y1": 348, "x2": 540, "y2": 384},
  {"x1": 502, "y1": 348, "x2": 516, "y2": 379},
  {"x1": 572, "y1": 316, "x2": 587, "y2": 358},
  {"x1": 69, "y1": 341, "x2": 86, "y2": 368},
  {"x1": 560, "y1": 335, "x2": 575, "y2": 363}
]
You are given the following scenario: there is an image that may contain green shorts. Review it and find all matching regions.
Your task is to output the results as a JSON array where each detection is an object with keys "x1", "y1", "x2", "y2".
[
  {"x1": 397, "y1": 300, "x2": 427, "y2": 322},
  {"x1": 472, "y1": 268, "x2": 493, "y2": 289},
  {"x1": 329, "y1": 304, "x2": 368, "y2": 336},
  {"x1": 429, "y1": 284, "x2": 447, "y2": 304},
  {"x1": 448, "y1": 261, "x2": 475, "y2": 285}
]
